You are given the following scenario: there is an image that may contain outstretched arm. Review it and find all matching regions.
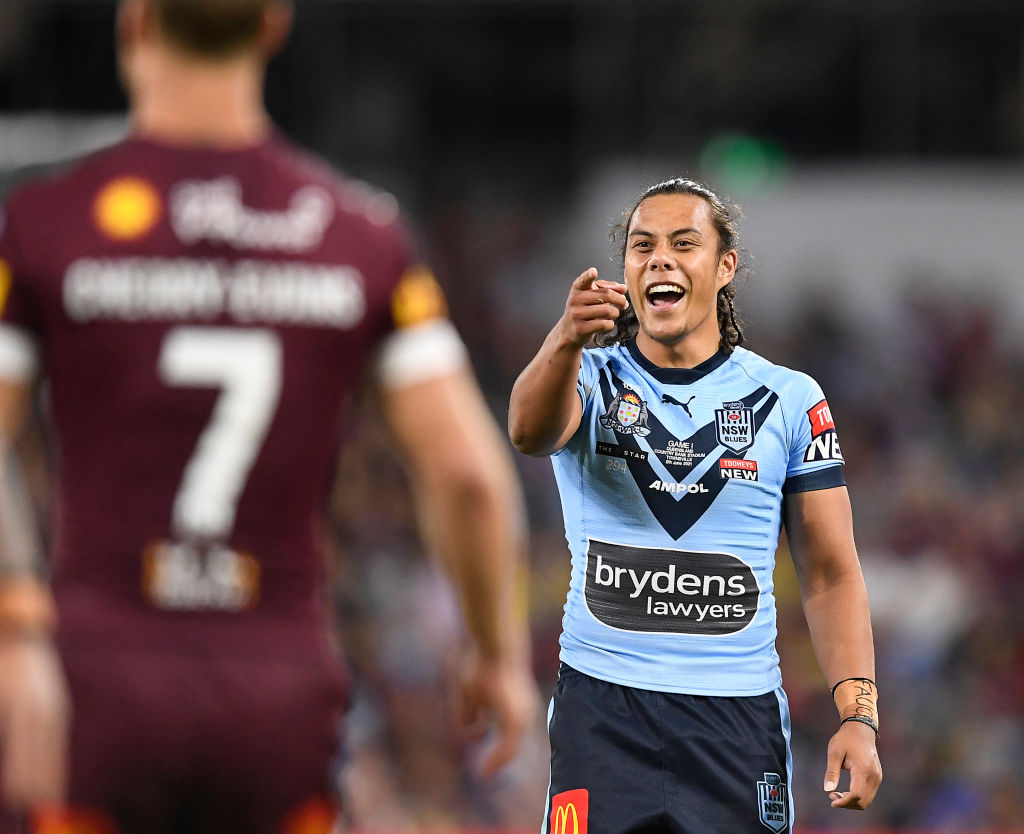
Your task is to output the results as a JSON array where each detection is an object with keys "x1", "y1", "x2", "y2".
[
  {"x1": 0, "y1": 378, "x2": 69, "y2": 809},
  {"x1": 508, "y1": 268, "x2": 628, "y2": 456},
  {"x1": 379, "y1": 365, "x2": 537, "y2": 777},
  {"x1": 784, "y1": 486, "x2": 882, "y2": 811}
]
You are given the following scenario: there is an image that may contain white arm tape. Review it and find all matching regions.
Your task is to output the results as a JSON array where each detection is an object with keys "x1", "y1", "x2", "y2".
[
  {"x1": 373, "y1": 319, "x2": 469, "y2": 389},
  {"x1": 0, "y1": 324, "x2": 40, "y2": 382}
]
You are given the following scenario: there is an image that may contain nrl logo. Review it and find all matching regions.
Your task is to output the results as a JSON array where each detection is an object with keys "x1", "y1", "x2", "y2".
[
  {"x1": 600, "y1": 389, "x2": 651, "y2": 436},
  {"x1": 757, "y1": 772, "x2": 788, "y2": 832},
  {"x1": 715, "y1": 400, "x2": 755, "y2": 453}
]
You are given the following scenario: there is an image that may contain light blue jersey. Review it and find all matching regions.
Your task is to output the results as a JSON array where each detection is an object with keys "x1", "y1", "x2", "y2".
[{"x1": 553, "y1": 340, "x2": 845, "y2": 696}]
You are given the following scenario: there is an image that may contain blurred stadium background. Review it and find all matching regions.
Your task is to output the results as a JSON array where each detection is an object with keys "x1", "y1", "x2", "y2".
[{"x1": 3, "y1": 0, "x2": 1023, "y2": 831}]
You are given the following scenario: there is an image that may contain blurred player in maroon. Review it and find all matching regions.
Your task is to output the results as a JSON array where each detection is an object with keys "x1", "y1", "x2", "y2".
[{"x1": 0, "y1": 1, "x2": 536, "y2": 832}]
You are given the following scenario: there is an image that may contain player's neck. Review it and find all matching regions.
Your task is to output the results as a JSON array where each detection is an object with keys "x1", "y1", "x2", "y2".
[
  {"x1": 130, "y1": 49, "x2": 271, "y2": 149},
  {"x1": 635, "y1": 329, "x2": 723, "y2": 370}
]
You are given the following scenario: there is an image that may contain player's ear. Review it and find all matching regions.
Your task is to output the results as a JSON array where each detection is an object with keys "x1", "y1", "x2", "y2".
[
  {"x1": 260, "y1": 1, "x2": 293, "y2": 58},
  {"x1": 116, "y1": 0, "x2": 153, "y2": 93},
  {"x1": 116, "y1": 0, "x2": 146, "y2": 53},
  {"x1": 717, "y1": 249, "x2": 738, "y2": 289}
]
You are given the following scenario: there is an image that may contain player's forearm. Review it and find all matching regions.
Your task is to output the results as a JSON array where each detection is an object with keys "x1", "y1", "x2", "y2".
[
  {"x1": 423, "y1": 470, "x2": 528, "y2": 662},
  {"x1": 508, "y1": 328, "x2": 584, "y2": 456},
  {"x1": 801, "y1": 571, "x2": 875, "y2": 688},
  {"x1": 0, "y1": 450, "x2": 53, "y2": 637}
]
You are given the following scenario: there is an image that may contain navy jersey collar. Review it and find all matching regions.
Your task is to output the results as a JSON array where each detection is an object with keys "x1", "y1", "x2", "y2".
[{"x1": 625, "y1": 339, "x2": 731, "y2": 384}]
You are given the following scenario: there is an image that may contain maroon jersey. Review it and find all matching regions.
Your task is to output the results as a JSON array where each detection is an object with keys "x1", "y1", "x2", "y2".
[{"x1": 0, "y1": 133, "x2": 446, "y2": 658}]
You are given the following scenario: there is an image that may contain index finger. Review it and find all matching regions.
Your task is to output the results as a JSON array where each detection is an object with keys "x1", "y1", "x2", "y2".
[{"x1": 571, "y1": 268, "x2": 599, "y2": 290}]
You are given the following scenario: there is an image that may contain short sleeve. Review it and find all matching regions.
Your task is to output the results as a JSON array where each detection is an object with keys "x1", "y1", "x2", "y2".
[
  {"x1": 371, "y1": 217, "x2": 468, "y2": 389},
  {"x1": 783, "y1": 374, "x2": 845, "y2": 494}
]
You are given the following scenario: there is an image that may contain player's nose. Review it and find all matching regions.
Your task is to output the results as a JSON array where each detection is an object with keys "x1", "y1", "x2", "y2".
[{"x1": 648, "y1": 243, "x2": 674, "y2": 271}]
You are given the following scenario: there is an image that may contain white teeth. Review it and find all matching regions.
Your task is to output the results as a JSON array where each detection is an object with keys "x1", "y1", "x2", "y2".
[{"x1": 648, "y1": 283, "x2": 684, "y2": 294}]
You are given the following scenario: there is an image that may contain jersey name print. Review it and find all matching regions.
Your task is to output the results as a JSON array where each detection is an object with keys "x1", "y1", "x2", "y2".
[{"x1": 552, "y1": 340, "x2": 845, "y2": 696}]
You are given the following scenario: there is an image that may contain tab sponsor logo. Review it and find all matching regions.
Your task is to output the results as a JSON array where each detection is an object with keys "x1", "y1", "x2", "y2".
[{"x1": 585, "y1": 539, "x2": 758, "y2": 634}]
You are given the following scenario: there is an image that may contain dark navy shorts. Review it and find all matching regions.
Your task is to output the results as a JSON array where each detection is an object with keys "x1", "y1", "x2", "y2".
[{"x1": 544, "y1": 664, "x2": 794, "y2": 834}]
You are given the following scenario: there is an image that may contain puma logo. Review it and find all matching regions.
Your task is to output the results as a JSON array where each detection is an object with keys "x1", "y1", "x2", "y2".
[{"x1": 662, "y1": 393, "x2": 696, "y2": 418}]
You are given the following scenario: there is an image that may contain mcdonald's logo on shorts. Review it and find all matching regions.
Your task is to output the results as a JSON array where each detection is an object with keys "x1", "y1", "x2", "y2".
[{"x1": 550, "y1": 788, "x2": 589, "y2": 834}]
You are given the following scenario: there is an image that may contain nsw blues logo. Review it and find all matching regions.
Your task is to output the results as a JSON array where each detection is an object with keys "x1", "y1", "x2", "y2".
[
  {"x1": 600, "y1": 389, "x2": 651, "y2": 436},
  {"x1": 757, "y1": 772, "x2": 789, "y2": 832},
  {"x1": 715, "y1": 400, "x2": 755, "y2": 453}
]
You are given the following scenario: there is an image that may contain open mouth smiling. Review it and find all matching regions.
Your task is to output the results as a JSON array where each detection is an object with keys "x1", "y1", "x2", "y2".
[{"x1": 646, "y1": 283, "x2": 686, "y2": 310}]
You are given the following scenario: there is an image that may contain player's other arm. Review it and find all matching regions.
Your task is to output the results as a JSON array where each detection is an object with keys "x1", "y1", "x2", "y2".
[
  {"x1": 508, "y1": 268, "x2": 627, "y2": 456},
  {"x1": 0, "y1": 377, "x2": 69, "y2": 809},
  {"x1": 378, "y1": 362, "x2": 537, "y2": 777},
  {"x1": 784, "y1": 485, "x2": 882, "y2": 811}
]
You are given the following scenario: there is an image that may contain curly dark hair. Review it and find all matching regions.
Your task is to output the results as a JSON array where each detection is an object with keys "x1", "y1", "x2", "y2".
[{"x1": 596, "y1": 177, "x2": 746, "y2": 352}]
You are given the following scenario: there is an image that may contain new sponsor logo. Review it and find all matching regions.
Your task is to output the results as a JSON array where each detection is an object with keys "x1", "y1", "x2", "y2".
[
  {"x1": 757, "y1": 772, "x2": 789, "y2": 832},
  {"x1": 715, "y1": 400, "x2": 756, "y2": 452},
  {"x1": 550, "y1": 789, "x2": 588, "y2": 834},
  {"x1": 803, "y1": 399, "x2": 844, "y2": 463},
  {"x1": 600, "y1": 388, "x2": 651, "y2": 436},
  {"x1": 584, "y1": 539, "x2": 758, "y2": 634},
  {"x1": 720, "y1": 458, "x2": 758, "y2": 481}
]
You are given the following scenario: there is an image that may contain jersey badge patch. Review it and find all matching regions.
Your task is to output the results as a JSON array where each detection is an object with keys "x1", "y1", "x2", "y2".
[
  {"x1": 757, "y1": 772, "x2": 789, "y2": 832},
  {"x1": 391, "y1": 265, "x2": 448, "y2": 328},
  {"x1": 803, "y1": 398, "x2": 844, "y2": 463},
  {"x1": 715, "y1": 401, "x2": 755, "y2": 452},
  {"x1": 0, "y1": 258, "x2": 11, "y2": 318},
  {"x1": 600, "y1": 389, "x2": 651, "y2": 436},
  {"x1": 550, "y1": 789, "x2": 588, "y2": 834},
  {"x1": 93, "y1": 176, "x2": 162, "y2": 241}
]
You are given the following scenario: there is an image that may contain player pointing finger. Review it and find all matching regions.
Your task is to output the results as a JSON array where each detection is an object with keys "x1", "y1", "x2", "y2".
[{"x1": 557, "y1": 268, "x2": 629, "y2": 347}]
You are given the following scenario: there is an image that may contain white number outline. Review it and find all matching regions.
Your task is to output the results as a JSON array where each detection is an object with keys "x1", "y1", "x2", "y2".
[{"x1": 158, "y1": 326, "x2": 282, "y2": 541}]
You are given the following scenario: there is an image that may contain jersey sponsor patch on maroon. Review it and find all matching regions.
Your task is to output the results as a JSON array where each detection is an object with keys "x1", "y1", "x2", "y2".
[
  {"x1": 93, "y1": 176, "x2": 163, "y2": 241},
  {"x1": 0, "y1": 257, "x2": 11, "y2": 317}
]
